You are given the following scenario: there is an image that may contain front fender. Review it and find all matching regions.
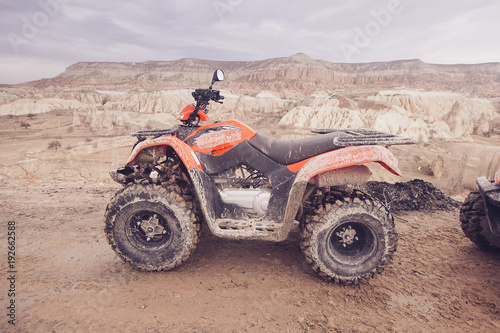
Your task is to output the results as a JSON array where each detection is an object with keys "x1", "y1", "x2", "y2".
[{"x1": 126, "y1": 136, "x2": 202, "y2": 170}]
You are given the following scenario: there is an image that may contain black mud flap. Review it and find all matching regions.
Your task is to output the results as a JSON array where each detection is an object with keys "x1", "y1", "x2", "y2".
[{"x1": 477, "y1": 177, "x2": 500, "y2": 235}]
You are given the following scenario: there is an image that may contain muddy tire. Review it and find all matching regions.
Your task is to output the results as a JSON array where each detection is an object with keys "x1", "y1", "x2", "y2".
[
  {"x1": 300, "y1": 189, "x2": 397, "y2": 284},
  {"x1": 105, "y1": 184, "x2": 201, "y2": 271},
  {"x1": 460, "y1": 191, "x2": 500, "y2": 252}
]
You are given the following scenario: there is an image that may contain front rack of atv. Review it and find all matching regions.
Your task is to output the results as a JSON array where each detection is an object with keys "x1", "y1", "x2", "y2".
[
  {"x1": 131, "y1": 128, "x2": 176, "y2": 138},
  {"x1": 312, "y1": 128, "x2": 417, "y2": 147}
]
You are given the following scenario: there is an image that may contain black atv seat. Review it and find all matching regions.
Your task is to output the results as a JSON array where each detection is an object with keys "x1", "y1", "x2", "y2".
[{"x1": 248, "y1": 131, "x2": 348, "y2": 165}]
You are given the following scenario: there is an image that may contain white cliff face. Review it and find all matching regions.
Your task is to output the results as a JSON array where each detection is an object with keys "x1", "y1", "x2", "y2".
[
  {"x1": 0, "y1": 98, "x2": 87, "y2": 116},
  {"x1": 231, "y1": 91, "x2": 292, "y2": 118},
  {"x1": 0, "y1": 85, "x2": 497, "y2": 141},
  {"x1": 0, "y1": 91, "x2": 20, "y2": 105},
  {"x1": 278, "y1": 91, "x2": 497, "y2": 141},
  {"x1": 2, "y1": 55, "x2": 499, "y2": 141},
  {"x1": 371, "y1": 91, "x2": 496, "y2": 140},
  {"x1": 102, "y1": 90, "x2": 193, "y2": 114}
]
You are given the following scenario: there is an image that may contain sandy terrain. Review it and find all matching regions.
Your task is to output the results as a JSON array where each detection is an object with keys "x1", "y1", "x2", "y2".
[{"x1": 1, "y1": 111, "x2": 500, "y2": 332}]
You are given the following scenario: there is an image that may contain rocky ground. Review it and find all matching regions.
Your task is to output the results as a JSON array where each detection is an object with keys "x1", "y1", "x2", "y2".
[{"x1": 1, "y1": 111, "x2": 500, "y2": 332}]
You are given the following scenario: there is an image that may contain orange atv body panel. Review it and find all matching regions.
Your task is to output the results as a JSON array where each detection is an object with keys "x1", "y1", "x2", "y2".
[
  {"x1": 125, "y1": 120, "x2": 257, "y2": 168},
  {"x1": 293, "y1": 145, "x2": 401, "y2": 183},
  {"x1": 126, "y1": 136, "x2": 202, "y2": 170},
  {"x1": 176, "y1": 104, "x2": 209, "y2": 122},
  {"x1": 184, "y1": 120, "x2": 257, "y2": 156}
]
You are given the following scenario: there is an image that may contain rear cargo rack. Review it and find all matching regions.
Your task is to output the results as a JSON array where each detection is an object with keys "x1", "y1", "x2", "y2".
[{"x1": 312, "y1": 128, "x2": 417, "y2": 147}]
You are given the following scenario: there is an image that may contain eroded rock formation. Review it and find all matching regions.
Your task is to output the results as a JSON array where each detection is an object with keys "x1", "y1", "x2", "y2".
[{"x1": 1, "y1": 54, "x2": 498, "y2": 140}]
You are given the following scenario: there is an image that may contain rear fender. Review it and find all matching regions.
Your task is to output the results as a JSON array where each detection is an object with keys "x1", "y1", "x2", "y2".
[
  {"x1": 125, "y1": 136, "x2": 202, "y2": 170},
  {"x1": 294, "y1": 145, "x2": 401, "y2": 182},
  {"x1": 283, "y1": 146, "x2": 401, "y2": 227}
]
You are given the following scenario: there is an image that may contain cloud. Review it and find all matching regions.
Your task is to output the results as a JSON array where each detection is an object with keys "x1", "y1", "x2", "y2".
[
  {"x1": 0, "y1": 54, "x2": 69, "y2": 83},
  {"x1": 0, "y1": 0, "x2": 499, "y2": 83}
]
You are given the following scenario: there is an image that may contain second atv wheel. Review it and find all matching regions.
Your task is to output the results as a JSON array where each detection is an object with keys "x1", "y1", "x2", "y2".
[
  {"x1": 300, "y1": 189, "x2": 397, "y2": 283},
  {"x1": 105, "y1": 184, "x2": 201, "y2": 271},
  {"x1": 460, "y1": 191, "x2": 500, "y2": 252}
]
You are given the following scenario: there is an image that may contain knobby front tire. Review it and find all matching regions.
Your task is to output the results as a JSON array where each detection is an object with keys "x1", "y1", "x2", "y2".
[{"x1": 105, "y1": 184, "x2": 201, "y2": 271}]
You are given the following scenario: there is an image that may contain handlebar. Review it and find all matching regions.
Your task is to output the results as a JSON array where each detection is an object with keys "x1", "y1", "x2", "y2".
[
  {"x1": 185, "y1": 89, "x2": 224, "y2": 124},
  {"x1": 182, "y1": 69, "x2": 225, "y2": 125},
  {"x1": 192, "y1": 89, "x2": 224, "y2": 103}
]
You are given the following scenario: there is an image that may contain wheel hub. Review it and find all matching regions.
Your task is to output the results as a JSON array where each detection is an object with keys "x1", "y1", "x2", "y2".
[
  {"x1": 336, "y1": 225, "x2": 359, "y2": 247},
  {"x1": 137, "y1": 214, "x2": 167, "y2": 241}
]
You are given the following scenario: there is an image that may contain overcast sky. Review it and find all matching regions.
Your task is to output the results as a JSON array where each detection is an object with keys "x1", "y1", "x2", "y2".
[{"x1": 1, "y1": 0, "x2": 499, "y2": 84}]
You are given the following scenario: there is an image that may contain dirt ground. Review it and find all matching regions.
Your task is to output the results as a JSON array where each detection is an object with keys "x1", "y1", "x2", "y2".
[
  {"x1": 1, "y1": 112, "x2": 500, "y2": 332},
  {"x1": 1, "y1": 179, "x2": 500, "y2": 333}
]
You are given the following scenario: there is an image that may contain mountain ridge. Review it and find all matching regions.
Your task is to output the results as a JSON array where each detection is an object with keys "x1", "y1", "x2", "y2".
[{"x1": 11, "y1": 54, "x2": 500, "y2": 98}]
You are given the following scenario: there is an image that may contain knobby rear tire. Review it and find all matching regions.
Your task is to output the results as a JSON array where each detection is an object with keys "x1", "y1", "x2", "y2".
[{"x1": 300, "y1": 189, "x2": 397, "y2": 284}]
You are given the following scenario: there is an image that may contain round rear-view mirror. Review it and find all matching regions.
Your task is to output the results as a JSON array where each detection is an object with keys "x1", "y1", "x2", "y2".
[{"x1": 213, "y1": 69, "x2": 225, "y2": 82}]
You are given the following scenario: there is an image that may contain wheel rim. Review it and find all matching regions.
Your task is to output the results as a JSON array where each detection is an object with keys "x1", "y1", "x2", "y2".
[
  {"x1": 126, "y1": 210, "x2": 173, "y2": 249},
  {"x1": 327, "y1": 220, "x2": 376, "y2": 265}
]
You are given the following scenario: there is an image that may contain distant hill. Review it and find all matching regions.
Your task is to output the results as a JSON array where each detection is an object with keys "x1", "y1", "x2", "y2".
[{"x1": 16, "y1": 53, "x2": 500, "y2": 98}]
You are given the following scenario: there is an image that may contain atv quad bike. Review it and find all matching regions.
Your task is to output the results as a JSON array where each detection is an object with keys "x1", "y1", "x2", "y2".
[
  {"x1": 460, "y1": 168, "x2": 500, "y2": 251},
  {"x1": 104, "y1": 69, "x2": 416, "y2": 283}
]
